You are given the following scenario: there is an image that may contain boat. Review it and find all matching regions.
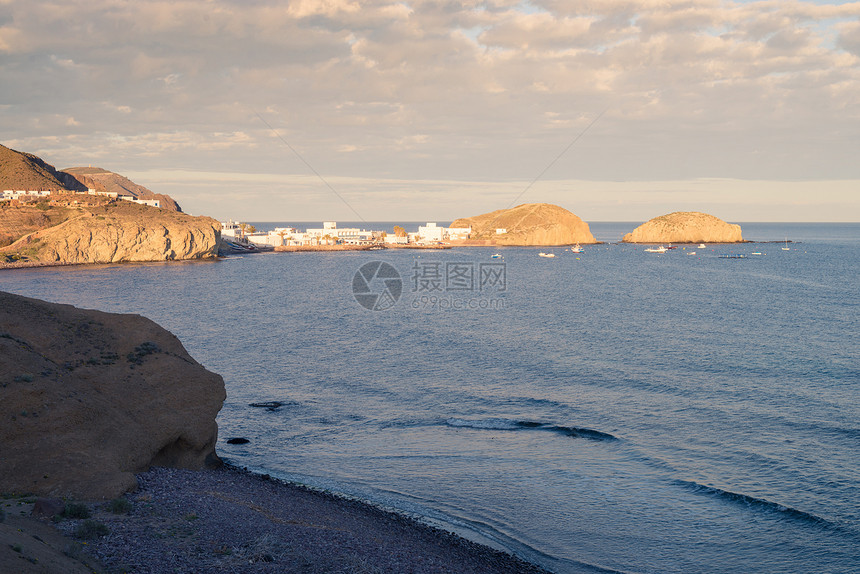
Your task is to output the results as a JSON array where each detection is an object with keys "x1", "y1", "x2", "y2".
[
  {"x1": 571, "y1": 244, "x2": 583, "y2": 253},
  {"x1": 698, "y1": 244, "x2": 706, "y2": 249},
  {"x1": 782, "y1": 238, "x2": 790, "y2": 251},
  {"x1": 538, "y1": 252, "x2": 555, "y2": 258},
  {"x1": 491, "y1": 253, "x2": 502, "y2": 259},
  {"x1": 644, "y1": 246, "x2": 667, "y2": 253},
  {"x1": 666, "y1": 244, "x2": 677, "y2": 250}
]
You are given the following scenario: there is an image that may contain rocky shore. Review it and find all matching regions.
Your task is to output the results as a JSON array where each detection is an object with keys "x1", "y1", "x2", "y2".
[
  {"x1": 2, "y1": 465, "x2": 549, "y2": 574},
  {"x1": 0, "y1": 291, "x2": 548, "y2": 573}
]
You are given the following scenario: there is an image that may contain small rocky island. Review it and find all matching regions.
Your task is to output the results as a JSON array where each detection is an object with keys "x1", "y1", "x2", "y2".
[
  {"x1": 622, "y1": 211, "x2": 744, "y2": 243},
  {"x1": 451, "y1": 202, "x2": 596, "y2": 246}
]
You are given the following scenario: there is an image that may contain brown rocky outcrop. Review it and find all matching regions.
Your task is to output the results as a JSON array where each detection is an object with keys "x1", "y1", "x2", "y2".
[
  {"x1": 451, "y1": 203, "x2": 596, "y2": 245},
  {"x1": 0, "y1": 291, "x2": 226, "y2": 499},
  {"x1": 622, "y1": 212, "x2": 744, "y2": 243},
  {"x1": 1, "y1": 199, "x2": 220, "y2": 265}
]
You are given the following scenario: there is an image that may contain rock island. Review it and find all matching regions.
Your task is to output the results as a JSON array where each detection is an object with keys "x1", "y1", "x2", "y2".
[{"x1": 622, "y1": 211, "x2": 744, "y2": 243}]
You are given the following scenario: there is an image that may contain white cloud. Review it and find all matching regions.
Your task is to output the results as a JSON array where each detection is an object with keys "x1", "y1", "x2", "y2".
[{"x1": 0, "y1": 0, "x2": 858, "y2": 220}]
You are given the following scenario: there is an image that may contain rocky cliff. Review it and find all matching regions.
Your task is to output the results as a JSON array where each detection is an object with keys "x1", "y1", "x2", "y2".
[
  {"x1": 451, "y1": 203, "x2": 596, "y2": 246},
  {"x1": 1, "y1": 198, "x2": 220, "y2": 265},
  {"x1": 622, "y1": 212, "x2": 743, "y2": 243},
  {"x1": 0, "y1": 291, "x2": 226, "y2": 499}
]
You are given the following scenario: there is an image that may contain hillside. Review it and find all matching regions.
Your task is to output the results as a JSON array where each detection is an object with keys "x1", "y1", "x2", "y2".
[
  {"x1": 622, "y1": 212, "x2": 744, "y2": 243},
  {"x1": 64, "y1": 166, "x2": 182, "y2": 212},
  {"x1": 0, "y1": 144, "x2": 87, "y2": 192},
  {"x1": 451, "y1": 203, "x2": 596, "y2": 245},
  {"x1": 0, "y1": 197, "x2": 220, "y2": 265}
]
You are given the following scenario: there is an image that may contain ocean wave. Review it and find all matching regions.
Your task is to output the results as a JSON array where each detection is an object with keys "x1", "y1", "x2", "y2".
[
  {"x1": 445, "y1": 418, "x2": 617, "y2": 441},
  {"x1": 674, "y1": 479, "x2": 846, "y2": 531}
]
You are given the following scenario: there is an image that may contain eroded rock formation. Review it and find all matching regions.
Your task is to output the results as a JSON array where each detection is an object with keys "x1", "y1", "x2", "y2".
[
  {"x1": 451, "y1": 203, "x2": 596, "y2": 245},
  {"x1": 622, "y1": 212, "x2": 743, "y2": 243},
  {"x1": 1, "y1": 200, "x2": 220, "y2": 265},
  {"x1": 0, "y1": 291, "x2": 226, "y2": 499}
]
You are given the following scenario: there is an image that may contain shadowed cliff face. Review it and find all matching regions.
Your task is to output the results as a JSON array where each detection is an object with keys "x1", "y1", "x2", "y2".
[
  {"x1": 451, "y1": 203, "x2": 596, "y2": 245},
  {"x1": 0, "y1": 199, "x2": 220, "y2": 265},
  {"x1": 0, "y1": 292, "x2": 226, "y2": 499},
  {"x1": 622, "y1": 212, "x2": 744, "y2": 243}
]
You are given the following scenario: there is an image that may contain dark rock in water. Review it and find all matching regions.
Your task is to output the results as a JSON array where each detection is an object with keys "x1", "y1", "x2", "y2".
[
  {"x1": 226, "y1": 437, "x2": 250, "y2": 445},
  {"x1": 249, "y1": 401, "x2": 284, "y2": 411},
  {"x1": 31, "y1": 498, "x2": 65, "y2": 518}
]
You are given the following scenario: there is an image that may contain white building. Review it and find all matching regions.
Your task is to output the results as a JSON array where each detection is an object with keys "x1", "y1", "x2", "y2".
[
  {"x1": 447, "y1": 226, "x2": 471, "y2": 240},
  {"x1": 417, "y1": 222, "x2": 444, "y2": 242},
  {"x1": 384, "y1": 234, "x2": 409, "y2": 244},
  {"x1": 305, "y1": 222, "x2": 376, "y2": 244},
  {"x1": 119, "y1": 195, "x2": 160, "y2": 208},
  {"x1": 2, "y1": 190, "x2": 52, "y2": 200},
  {"x1": 416, "y1": 222, "x2": 472, "y2": 243}
]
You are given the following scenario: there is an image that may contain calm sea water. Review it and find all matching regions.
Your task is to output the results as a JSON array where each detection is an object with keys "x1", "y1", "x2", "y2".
[{"x1": 1, "y1": 222, "x2": 858, "y2": 574}]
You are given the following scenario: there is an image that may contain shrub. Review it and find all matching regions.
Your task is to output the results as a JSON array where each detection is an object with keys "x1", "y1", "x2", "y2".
[
  {"x1": 75, "y1": 520, "x2": 109, "y2": 540},
  {"x1": 62, "y1": 502, "x2": 91, "y2": 519},
  {"x1": 107, "y1": 497, "x2": 133, "y2": 514}
]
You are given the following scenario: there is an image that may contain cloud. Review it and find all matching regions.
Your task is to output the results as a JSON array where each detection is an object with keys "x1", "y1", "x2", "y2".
[{"x1": 0, "y1": 0, "x2": 858, "y2": 220}]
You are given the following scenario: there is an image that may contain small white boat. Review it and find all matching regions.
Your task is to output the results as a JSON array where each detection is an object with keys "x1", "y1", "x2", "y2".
[
  {"x1": 538, "y1": 252, "x2": 555, "y2": 258},
  {"x1": 698, "y1": 244, "x2": 706, "y2": 249},
  {"x1": 645, "y1": 246, "x2": 667, "y2": 253},
  {"x1": 571, "y1": 244, "x2": 583, "y2": 253},
  {"x1": 782, "y1": 238, "x2": 790, "y2": 251},
  {"x1": 491, "y1": 253, "x2": 502, "y2": 259}
]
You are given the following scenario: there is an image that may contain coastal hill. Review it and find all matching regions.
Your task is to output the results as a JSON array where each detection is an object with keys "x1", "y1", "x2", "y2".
[
  {"x1": 64, "y1": 166, "x2": 182, "y2": 212},
  {"x1": 0, "y1": 197, "x2": 220, "y2": 265},
  {"x1": 451, "y1": 203, "x2": 596, "y2": 245},
  {"x1": 1, "y1": 144, "x2": 181, "y2": 211},
  {"x1": 0, "y1": 144, "x2": 87, "y2": 193},
  {"x1": 0, "y1": 291, "x2": 226, "y2": 499},
  {"x1": 622, "y1": 212, "x2": 744, "y2": 243}
]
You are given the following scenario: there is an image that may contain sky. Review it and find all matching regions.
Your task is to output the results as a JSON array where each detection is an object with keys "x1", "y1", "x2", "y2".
[{"x1": 2, "y1": 0, "x2": 859, "y2": 222}]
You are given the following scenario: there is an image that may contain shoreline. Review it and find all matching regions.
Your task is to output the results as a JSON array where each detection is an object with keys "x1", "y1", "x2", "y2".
[
  {"x1": 0, "y1": 239, "x2": 795, "y2": 271},
  {"x1": 2, "y1": 463, "x2": 550, "y2": 574}
]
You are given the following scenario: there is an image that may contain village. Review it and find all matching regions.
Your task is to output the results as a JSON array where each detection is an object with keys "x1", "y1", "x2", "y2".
[
  {"x1": 1, "y1": 188, "x2": 161, "y2": 208},
  {"x1": 220, "y1": 220, "x2": 487, "y2": 250}
]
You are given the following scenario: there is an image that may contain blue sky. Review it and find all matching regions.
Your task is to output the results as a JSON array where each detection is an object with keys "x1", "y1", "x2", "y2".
[{"x1": 2, "y1": 0, "x2": 859, "y2": 222}]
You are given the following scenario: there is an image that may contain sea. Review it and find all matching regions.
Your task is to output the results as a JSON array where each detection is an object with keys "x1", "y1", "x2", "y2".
[{"x1": 1, "y1": 222, "x2": 858, "y2": 574}]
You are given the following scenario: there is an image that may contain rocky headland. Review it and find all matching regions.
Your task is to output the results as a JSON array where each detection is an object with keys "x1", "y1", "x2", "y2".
[
  {"x1": 451, "y1": 203, "x2": 596, "y2": 246},
  {"x1": 622, "y1": 211, "x2": 744, "y2": 243},
  {"x1": 0, "y1": 291, "x2": 226, "y2": 500},
  {"x1": 0, "y1": 197, "x2": 220, "y2": 266},
  {"x1": 2, "y1": 144, "x2": 216, "y2": 267}
]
